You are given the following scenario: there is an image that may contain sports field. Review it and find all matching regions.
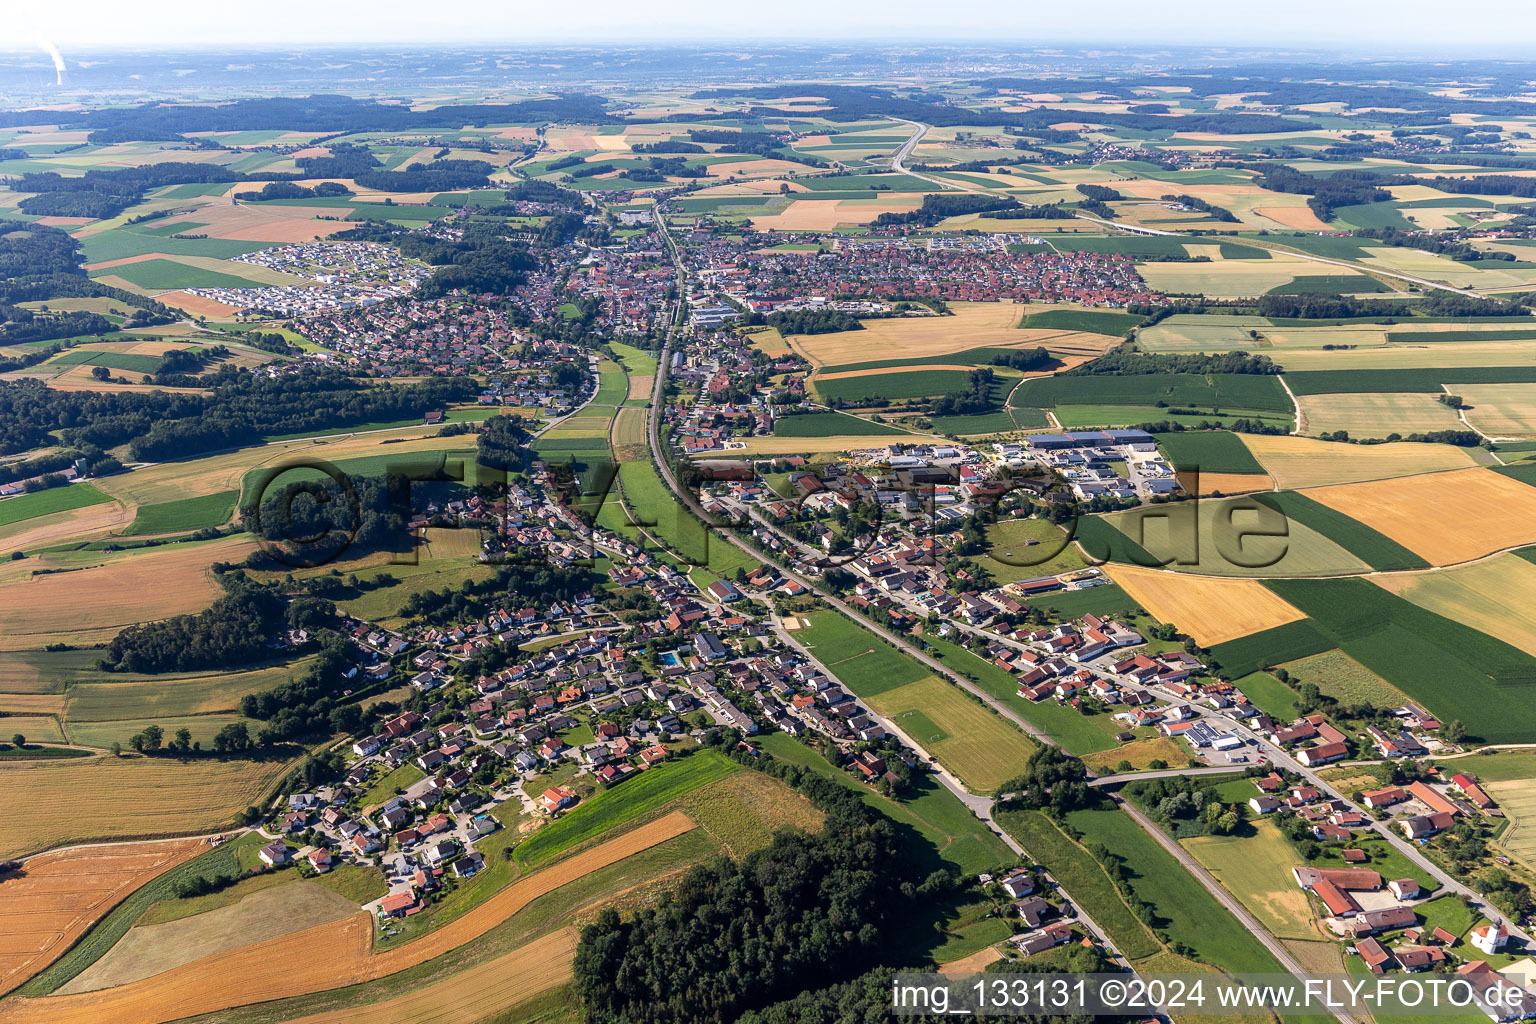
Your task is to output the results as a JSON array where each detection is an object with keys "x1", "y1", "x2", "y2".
[
  {"x1": 1104, "y1": 564, "x2": 1307, "y2": 646},
  {"x1": 1375, "y1": 553, "x2": 1536, "y2": 656},
  {"x1": 1296, "y1": 392, "x2": 1465, "y2": 439},
  {"x1": 866, "y1": 674, "x2": 1037, "y2": 794},
  {"x1": 1303, "y1": 467, "x2": 1536, "y2": 566},
  {"x1": 1240, "y1": 433, "x2": 1480, "y2": 489},
  {"x1": 795, "y1": 610, "x2": 930, "y2": 697}
]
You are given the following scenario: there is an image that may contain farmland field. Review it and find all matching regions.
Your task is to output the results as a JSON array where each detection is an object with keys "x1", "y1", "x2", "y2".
[
  {"x1": 1458, "y1": 383, "x2": 1536, "y2": 439},
  {"x1": 1155, "y1": 431, "x2": 1266, "y2": 474},
  {"x1": 994, "y1": 807, "x2": 1160, "y2": 960},
  {"x1": 1069, "y1": 808, "x2": 1293, "y2": 973},
  {"x1": 1240, "y1": 433, "x2": 1480, "y2": 489},
  {"x1": 0, "y1": 838, "x2": 204, "y2": 997},
  {"x1": 1487, "y1": 780, "x2": 1536, "y2": 867},
  {"x1": 1374, "y1": 553, "x2": 1536, "y2": 657},
  {"x1": 785, "y1": 302, "x2": 1057, "y2": 367},
  {"x1": 0, "y1": 812, "x2": 698, "y2": 1024},
  {"x1": 1013, "y1": 372, "x2": 1291, "y2": 413},
  {"x1": 1104, "y1": 563, "x2": 1307, "y2": 646},
  {"x1": 1296, "y1": 392, "x2": 1466, "y2": 439},
  {"x1": 771, "y1": 412, "x2": 907, "y2": 436},
  {"x1": 1252, "y1": 490, "x2": 1430, "y2": 571},
  {"x1": 814, "y1": 368, "x2": 977, "y2": 404},
  {"x1": 0, "y1": 535, "x2": 257, "y2": 650},
  {"x1": 1180, "y1": 820, "x2": 1321, "y2": 942},
  {"x1": 1275, "y1": 650, "x2": 1412, "y2": 710},
  {"x1": 120, "y1": 491, "x2": 237, "y2": 536},
  {"x1": 1263, "y1": 577, "x2": 1536, "y2": 743},
  {"x1": 865, "y1": 674, "x2": 1037, "y2": 793},
  {"x1": 0, "y1": 753, "x2": 298, "y2": 859},
  {"x1": 1091, "y1": 496, "x2": 1369, "y2": 578},
  {"x1": 0, "y1": 484, "x2": 113, "y2": 529},
  {"x1": 1302, "y1": 467, "x2": 1536, "y2": 566}
]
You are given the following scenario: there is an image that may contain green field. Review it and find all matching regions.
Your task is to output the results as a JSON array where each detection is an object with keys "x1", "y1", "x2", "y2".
[
  {"x1": 1283, "y1": 366, "x2": 1536, "y2": 396},
  {"x1": 1206, "y1": 619, "x2": 1335, "y2": 677},
  {"x1": 1020, "y1": 582, "x2": 1140, "y2": 620},
  {"x1": 866, "y1": 674, "x2": 1037, "y2": 793},
  {"x1": 65, "y1": 713, "x2": 250, "y2": 749},
  {"x1": 122, "y1": 490, "x2": 238, "y2": 536},
  {"x1": 795, "y1": 610, "x2": 929, "y2": 697},
  {"x1": 759, "y1": 732, "x2": 1011, "y2": 875},
  {"x1": 1267, "y1": 274, "x2": 1389, "y2": 295},
  {"x1": 1229, "y1": 671, "x2": 1300, "y2": 720},
  {"x1": 917, "y1": 631, "x2": 1121, "y2": 755},
  {"x1": 1051, "y1": 404, "x2": 1294, "y2": 430},
  {"x1": 816, "y1": 369, "x2": 977, "y2": 404},
  {"x1": 512, "y1": 751, "x2": 738, "y2": 866},
  {"x1": 929, "y1": 407, "x2": 1051, "y2": 434},
  {"x1": 1264, "y1": 577, "x2": 1536, "y2": 743},
  {"x1": 1154, "y1": 430, "x2": 1266, "y2": 474},
  {"x1": 772, "y1": 412, "x2": 908, "y2": 437},
  {"x1": 88, "y1": 259, "x2": 271, "y2": 291},
  {"x1": 994, "y1": 807, "x2": 1161, "y2": 960},
  {"x1": 1017, "y1": 308, "x2": 1144, "y2": 334},
  {"x1": 63, "y1": 658, "x2": 313, "y2": 722},
  {"x1": 49, "y1": 349, "x2": 165, "y2": 374},
  {"x1": 1013, "y1": 373, "x2": 1292, "y2": 413},
  {"x1": 1252, "y1": 491, "x2": 1431, "y2": 571},
  {"x1": 1276, "y1": 649, "x2": 1413, "y2": 710},
  {"x1": 0, "y1": 482, "x2": 113, "y2": 528},
  {"x1": 1068, "y1": 807, "x2": 1291, "y2": 973}
]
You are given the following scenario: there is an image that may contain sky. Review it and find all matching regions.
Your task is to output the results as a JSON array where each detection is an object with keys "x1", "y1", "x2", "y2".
[{"x1": 3, "y1": 0, "x2": 1536, "y2": 52}]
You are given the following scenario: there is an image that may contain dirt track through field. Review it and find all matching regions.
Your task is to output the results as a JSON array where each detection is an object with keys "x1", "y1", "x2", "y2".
[{"x1": 0, "y1": 811, "x2": 696, "y2": 1024}]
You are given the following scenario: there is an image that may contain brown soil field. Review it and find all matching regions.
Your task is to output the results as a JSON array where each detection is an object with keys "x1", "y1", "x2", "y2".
[
  {"x1": 815, "y1": 363, "x2": 979, "y2": 381},
  {"x1": 0, "y1": 535, "x2": 256, "y2": 650},
  {"x1": 1105, "y1": 563, "x2": 1308, "y2": 646},
  {"x1": 1240, "y1": 434, "x2": 1479, "y2": 490},
  {"x1": 283, "y1": 927, "x2": 578, "y2": 1024},
  {"x1": 16, "y1": 364, "x2": 207, "y2": 394},
  {"x1": 0, "y1": 839, "x2": 204, "y2": 997},
  {"x1": 626, "y1": 374, "x2": 654, "y2": 400},
  {"x1": 1304, "y1": 466, "x2": 1536, "y2": 565},
  {"x1": 32, "y1": 217, "x2": 92, "y2": 227},
  {"x1": 1176, "y1": 471, "x2": 1273, "y2": 496},
  {"x1": 156, "y1": 291, "x2": 239, "y2": 316},
  {"x1": 1254, "y1": 206, "x2": 1333, "y2": 231},
  {"x1": 0, "y1": 755, "x2": 295, "y2": 861},
  {"x1": 0, "y1": 811, "x2": 697, "y2": 1024}
]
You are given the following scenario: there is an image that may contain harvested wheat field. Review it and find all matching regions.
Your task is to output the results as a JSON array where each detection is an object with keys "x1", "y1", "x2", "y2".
[
  {"x1": 1375, "y1": 553, "x2": 1536, "y2": 655},
  {"x1": 0, "y1": 812, "x2": 697, "y2": 1024},
  {"x1": 1105, "y1": 563, "x2": 1307, "y2": 646},
  {"x1": 0, "y1": 535, "x2": 256, "y2": 650},
  {"x1": 0, "y1": 500, "x2": 132, "y2": 553},
  {"x1": 1458, "y1": 383, "x2": 1536, "y2": 439},
  {"x1": 1297, "y1": 392, "x2": 1465, "y2": 440},
  {"x1": 0, "y1": 839, "x2": 203, "y2": 997},
  {"x1": 1177, "y1": 471, "x2": 1273, "y2": 496},
  {"x1": 789, "y1": 303, "x2": 1102, "y2": 368},
  {"x1": 1240, "y1": 433, "x2": 1479, "y2": 489},
  {"x1": 0, "y1": 755, "x2": 295, "y2": 860},
  {"x1": 749, "y1": 198, "x2": 923, "y2": 231},
  {"x1": 284, "y1": 927, "x2": 579, "y2": 1024},
  {"x1": 938, "y1": 945, "x2": 1004, "y2": 976},
  {"x1": 1303, "y1": 467, "x2": 1536, "y2": 566}
]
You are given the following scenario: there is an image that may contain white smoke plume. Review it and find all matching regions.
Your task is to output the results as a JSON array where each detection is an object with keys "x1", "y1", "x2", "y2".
[{"x1": 34, "y1": 37, "x2": 66, "y2": 86}]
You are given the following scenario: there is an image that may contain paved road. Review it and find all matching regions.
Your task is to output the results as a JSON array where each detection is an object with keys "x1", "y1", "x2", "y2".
[{"x1": 1087, "y1": 765, "x2": 1247, "y2": 787}]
